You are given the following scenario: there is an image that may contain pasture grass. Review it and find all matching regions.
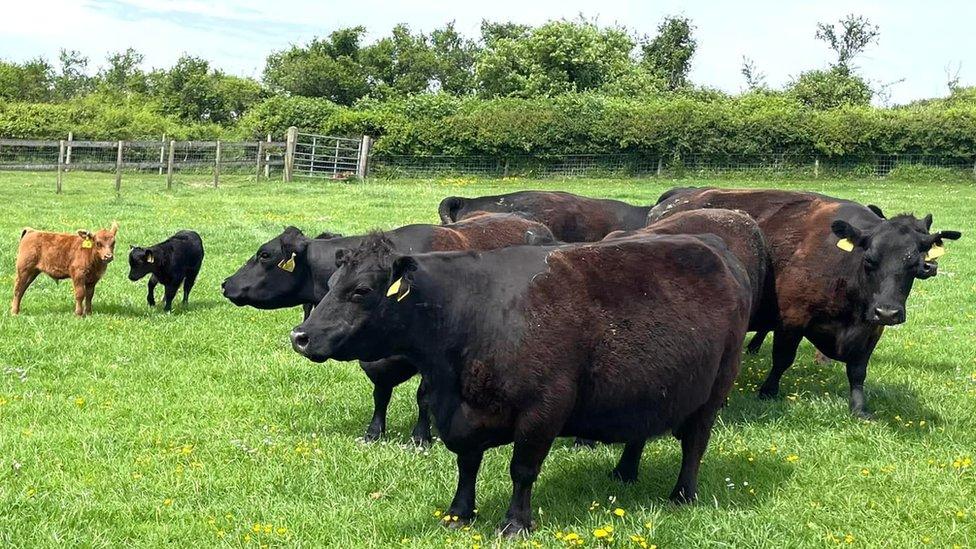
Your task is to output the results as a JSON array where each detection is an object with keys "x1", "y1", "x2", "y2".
[{"x1": 0, "y1": 170, "x2": 974, "y2": 548}]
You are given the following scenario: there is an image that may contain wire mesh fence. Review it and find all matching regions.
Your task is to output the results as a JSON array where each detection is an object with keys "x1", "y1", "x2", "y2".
[{"x1": 369, "y1": 152, "x2": 976, "y2": 180}]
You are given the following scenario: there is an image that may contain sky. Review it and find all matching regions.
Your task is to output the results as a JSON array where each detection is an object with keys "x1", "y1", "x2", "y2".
[{"x1": 1, "y1": 0, "x2": 972, "y2": 104}]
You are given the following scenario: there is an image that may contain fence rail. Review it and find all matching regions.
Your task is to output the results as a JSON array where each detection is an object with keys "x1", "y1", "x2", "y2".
[{"x1": 4, "y1": 127, "x2": 976, "y2": 193}]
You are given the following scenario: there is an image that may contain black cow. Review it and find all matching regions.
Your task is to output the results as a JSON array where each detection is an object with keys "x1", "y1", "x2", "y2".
[
  {"x1": 438, "y1": 190, "x2": 651, "y2": 242},
  {"x1": 221, "y1": 214, "x2": 555, "y2": 445},
  {"x1": 291, "y1": 233, "x2": 752, "y2": 535},
  {"x1": 649, "y1": 187, "x2": 962, "y2": 417},
  {"x1": 128, "y1": 230, "x2": 204, "y2": 311}
]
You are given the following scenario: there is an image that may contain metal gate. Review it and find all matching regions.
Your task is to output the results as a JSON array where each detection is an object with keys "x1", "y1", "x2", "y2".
[{"x1": 293, "y1": 132, "x2": 364, "y2": 179}]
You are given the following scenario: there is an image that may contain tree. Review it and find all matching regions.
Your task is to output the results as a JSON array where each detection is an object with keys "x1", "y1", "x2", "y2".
[
  {"x1": 263, "y1": 27, "x2": 371, "y2": 105},
  {"x1": 740, "y1": 56, "x2": 766, "y2": 90},
  {"x1": 479, "y1": 21, "x2": 531, "y2": 48},
  {"x1": 815, "y1": 14, "x2": 879, "y2": 70},
  {"x1": 641, "y1": 16, "x2": 697, "y2": 90},
  {"x1": 0, "y1": 58, "x2": 53, "y2": 102},
  {"x1": 52, "y1": 49, "x2": 93, "y2": 100},
  {"x1": 430, "y1": 22, "x2": 479, "y2": 95},
  {"x1": 475, "y1": 19, "x2": 643, "y2": 97},
  {"x1": 361, "y1": 24, "x2": 439, "y2": 98},
  {"x1": 99, "y1": 48, "x2": 147, "y2": 95},
  {"x1": 788, "y1": 66, "x2": 872, "y2": 109}
]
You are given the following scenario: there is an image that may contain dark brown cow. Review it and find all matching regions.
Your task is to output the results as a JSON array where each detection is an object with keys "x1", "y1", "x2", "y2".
[
  {"x1": 12, "y1": 222, "x2": 119, "y2": 316},
  {"x1": 291, "y1": 233, "x2": 752, "y2": 534},
  {"x1": 438, "y1": 190, "x2": 650, "y2": 242},
  {"x1": 649, "y1": 188, "x2": 961, "y2": 417},
  {"x1": 222, "y1": 213, "x2": 556, "y2": 445}
]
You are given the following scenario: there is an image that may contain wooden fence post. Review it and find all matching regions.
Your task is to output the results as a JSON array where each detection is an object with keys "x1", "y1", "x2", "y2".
[
  {"x1": 356, "y1": 135, "x2": 371, "y2": 179},
  {"x1": 115, "y1": 140, "x2": 123, "y2": 194},
  {"x1": 256, "y1": 140, "x2": 264, "y2": 180},
  {"x1": 814, "y1": 157, "x2": 820, "y2": 178},
  {"x1": 656, "y1": 157, "x2": 663, "y2": 176},
  {"x1": 213, "y1": 140, "x2": 221, "y2": 188},
  {"x1": 158, "y1": 134, "x2": 166, "y2": 175},
  {"x1": 65, "y1": 132, "x2": 73, "y2": 171},
  {"x1": 167, "y1": 140, "x2": 176, "y2": 189},
  {"x1": 57, "y1": 140, "x2": 65, "y2": 194},
  {"x1": 284, "y1": 126, "x2": 297, "y2": 182},
  {"x1": 265, "y1": 134, "x2": 271, "y2": 178}
]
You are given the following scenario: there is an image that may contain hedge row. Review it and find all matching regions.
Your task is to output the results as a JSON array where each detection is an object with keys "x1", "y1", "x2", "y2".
[{"x1": 4, "y1": 92, "x2": 976, "y2": 160}]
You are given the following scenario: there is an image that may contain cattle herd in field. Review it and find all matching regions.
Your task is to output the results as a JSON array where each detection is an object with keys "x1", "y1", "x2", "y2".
[{"x1": 11, "y1": 187, "x2": 962, "y2": 536}]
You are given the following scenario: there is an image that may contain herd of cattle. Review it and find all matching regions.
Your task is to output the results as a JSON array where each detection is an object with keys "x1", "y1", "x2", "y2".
[{"x1": 11, "y1": 187, "x2": 961, "y2": 536}]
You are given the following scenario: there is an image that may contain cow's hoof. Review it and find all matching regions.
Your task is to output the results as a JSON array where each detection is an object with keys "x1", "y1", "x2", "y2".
[
  {"x1": 442, "y1": 514, "x2": 474, "y2": 529},
  {"x1": 496, "y1": 519, "x2": 534, "y2": 538},
  {"x1": 572, "y1": 438, "x2": 597, "y2": 448},
  {"x1": 411, "y1": 433, "x2": 433, "y2": 448},
  {"x1": 851, "y1": 409, "x2": 873, "y2": 421},
  {"x1": 610, "y1": 468, "x2": 638, "y2": 484},
  {"x1": 668, "y1": 487, "x2": 697, "y2": 504},
  {"x1": 757, "y1": 387, "x2": 779, "y2": 400},
  {"x1": 363, "y1": 429, "x2": 383, "y2": 443}
]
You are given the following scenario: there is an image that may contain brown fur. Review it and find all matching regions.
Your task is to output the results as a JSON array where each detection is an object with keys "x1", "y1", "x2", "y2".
[
  {"x1": 430, "y1": 212, "x2": 553, "y2": 251},
  {"x1": 12, "y1": 222, "x2": 119, "y2": 316}
]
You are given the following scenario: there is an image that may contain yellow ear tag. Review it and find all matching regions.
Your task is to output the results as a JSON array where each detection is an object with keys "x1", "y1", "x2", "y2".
[
  {"x1": 386, "y1": 277, "x2": 402, "y2": 298},
  {"x1": 277, "y1": 252, "x2": 296, "y2": 273},
  {"x1": 836, "y1": 238, "x2": 854, "y2": 252},
  {"x1": 146, "y1": 253, "x2": 154, "y2": 264},
  {"x1": 81, "y1": 238, "x2": 93, "y2": 249},
  {"x1": 925, "y1": 244, "x2": 945, "y2": 261},
  {"x1": 396, "y1": 286, "x2": 411, "y2": 302}
]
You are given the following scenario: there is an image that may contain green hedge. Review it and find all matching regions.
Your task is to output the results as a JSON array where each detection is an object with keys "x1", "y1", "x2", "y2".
[{"x1": 4, "y1": 92, "x2": 976, "y2": 161}]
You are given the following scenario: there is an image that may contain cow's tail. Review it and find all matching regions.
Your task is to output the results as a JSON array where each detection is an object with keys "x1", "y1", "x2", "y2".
[{"x1": 438, "y1": 196, "x2": 465, "y2": 224}]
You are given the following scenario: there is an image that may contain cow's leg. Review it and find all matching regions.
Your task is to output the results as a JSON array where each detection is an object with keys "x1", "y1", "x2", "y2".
[
  {"x1": 71, "y1": 278, "x2": 87, "y2": 316},
  {"x1": 84, "y1": 283, "x2": 96, "y2": 315},
  {"x1": 302, "y1": 303, "x2": 313, "y2": 321},
  {"x1": 745, "y1": 329, "x2": 769, "y2": 354},
  {"x1": 669, "y1": 406, "x2": 718, "y2": 503},
  {"x1": 410, "y1": 378, "x2": 433, "y2": 446},
  {"x1": 359, "y1": 358, "x2": 417, "y2": 441},
  {"x1": 498, "y1": 434, "x2": 556, "y2": 537},
  {"x1": 11, "y1": 268, "x2": 40, "y2": 315},
  {"x1": 162, "y1": 283, "x2": 179, "y2": 312},
  {"x1": 611, "y1": 439, "x2": 647, "y2": 483},
  {"x1": 573, "y1": 438, "x2": 596, "y2": 448},
  {"x1": 182, "y1": 269, "x2": 199, "y2": 305},
  {"x1": 845, "y1": 358, "x2": 872, "y2": 419},
  {"x1": 147, "y1": 275, "x2": 158, "y2": 307},
  {"x1": 758, "y1": 330, "x2": 803, "y2": 399},
  {"x1": 444, "y1": 450, "x2": 484, "y2": 527}
]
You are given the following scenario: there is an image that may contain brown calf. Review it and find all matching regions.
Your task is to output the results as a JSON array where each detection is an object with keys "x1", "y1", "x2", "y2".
[{"x1": 12, "y1": 222, "x2": 119, "y2": 316}]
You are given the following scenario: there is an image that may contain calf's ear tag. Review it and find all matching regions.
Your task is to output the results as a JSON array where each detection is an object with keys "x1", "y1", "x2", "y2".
[
  {"x1": 146, "y1": 252, "x2": 154, "y2": 264},
  {"x1": 81, "y1": 238, "x2": 93, "y2": 249},
  {"x1": 386, "y1": 277, "x2": 411, "y2": 301},
  {"x1": 836, "y1": 238, "x2": 854, "y2": 252},
  {"x1": 277, "y1": 252, "x2": 296, "y2": 273},
  {"x1": 925, "y1": 244, "x2": 945, "y2": 261}
]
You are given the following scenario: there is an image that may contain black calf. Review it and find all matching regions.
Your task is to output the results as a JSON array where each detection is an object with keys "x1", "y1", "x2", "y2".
[{"x1": 128, "y1": 230, "x2": 205, "y2": 311}]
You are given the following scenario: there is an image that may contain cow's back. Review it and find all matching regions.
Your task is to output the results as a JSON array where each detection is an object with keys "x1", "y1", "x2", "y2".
[{"x1": 17, "y1": 230, "x2": 81, "y2": 279}]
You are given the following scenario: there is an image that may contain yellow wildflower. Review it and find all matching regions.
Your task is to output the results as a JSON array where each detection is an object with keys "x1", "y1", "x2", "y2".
[
  {"x1": 613, "y1": 507, "x2": 626, "y2": 517},
  {"x1": 786, "y1": 454, "x2": 800, "y2": 463},
  {"x1": 594, "y1": 528, "x2": 610, "y2": 539}
]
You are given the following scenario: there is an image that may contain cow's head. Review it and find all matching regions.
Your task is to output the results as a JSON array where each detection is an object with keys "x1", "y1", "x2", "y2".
[
  {"x1": 222, "y1": 226, "x2": 325, "y2": 308},
  {"x1": 291, "y1": 234, "x2": 408, "y2": 363},
  {"x1": 832, "y1": 211, "x2": 961, "y2": 325},
  {"x1": 127, "y1": 246, "x2": 156, "y2": 281},
  {"x1": 79, "y1": 221, "x2": 118, "y2": 263}
]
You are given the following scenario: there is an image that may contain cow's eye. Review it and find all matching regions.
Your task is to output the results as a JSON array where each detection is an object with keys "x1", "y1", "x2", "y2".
[
  {"x1": 351, "y1": 287, "x2": 372, "y2": 301},
  {"x1": 258, "y1": 251, "x2": 270, "y2": 261}
]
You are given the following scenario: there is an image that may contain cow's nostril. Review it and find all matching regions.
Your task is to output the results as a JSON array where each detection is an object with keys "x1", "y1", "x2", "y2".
[{"x1": 291, "y1": 330, "x2": 310, "y2": 351}]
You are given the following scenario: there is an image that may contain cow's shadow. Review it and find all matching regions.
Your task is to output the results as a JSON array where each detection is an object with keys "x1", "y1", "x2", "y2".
[{"x1": 388, "y1": 447, "x2": 792, "y2": 538}]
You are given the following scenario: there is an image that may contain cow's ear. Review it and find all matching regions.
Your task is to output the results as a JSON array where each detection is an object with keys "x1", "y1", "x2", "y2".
[
  {"x1": 315, "y1": 231, "x2": 342, "y2": 240},
  {"x1": 110, "y1": 221, "x2": 119, "y2": 235},
  {"x1": 936, "y1": 230, "x2": 962, "y2": 241},
  {"x1": 387, "y1": 256, "x2": 418, "y2": 302},
  {"x1": 77, "y1": 230, "x2": 93, "y2": 239},
  {"x1": 292, "y1": 234, "x2": 309, "y2": 257},
  {"x1": 867, "y1": 204, "x2": 886, "y2": 219},
  {"x1": 921, "y1": 214, "x2": 933, "y2": 231},
  {"x1": 831, "y1": 220, "x2": 867, "y2": 251}
]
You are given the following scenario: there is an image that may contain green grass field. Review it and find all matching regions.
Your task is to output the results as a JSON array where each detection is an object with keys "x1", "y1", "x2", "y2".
[{"x1": 1, "y1": 171, "x2": 974, "y2": 548}]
